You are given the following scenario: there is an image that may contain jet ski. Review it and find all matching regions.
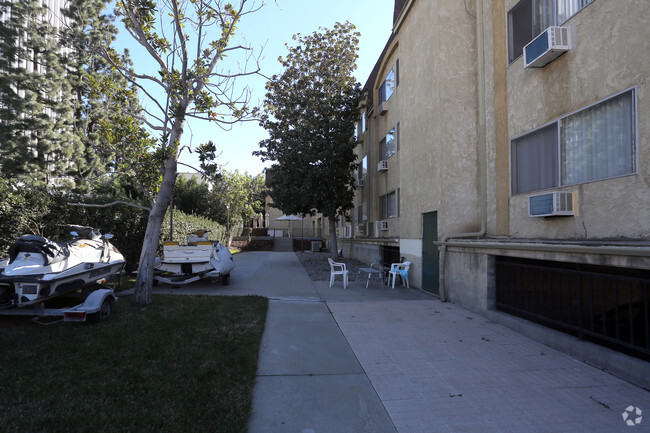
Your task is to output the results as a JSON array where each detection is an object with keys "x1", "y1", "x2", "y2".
[
  {"x1": 153, "y1": 230, "x2": 234, "y2": 285},
  {"x1": 0, "y1": 225, "x2": 125, "y2": 308}
]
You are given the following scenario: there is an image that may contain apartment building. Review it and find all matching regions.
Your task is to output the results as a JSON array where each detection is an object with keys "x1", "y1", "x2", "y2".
[{"x1": 340, "y1": 0, "x2": 650, "y2": 371}]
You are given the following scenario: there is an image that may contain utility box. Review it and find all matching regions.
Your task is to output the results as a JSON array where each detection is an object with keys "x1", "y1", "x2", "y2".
[{"x1": 311, "y1": 241, "x2": 321, "y2": 252}]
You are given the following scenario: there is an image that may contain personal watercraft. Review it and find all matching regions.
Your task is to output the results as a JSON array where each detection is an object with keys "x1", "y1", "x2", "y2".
[{"x1": 0, "y1": 225, "x2": 125, "y2": 308}]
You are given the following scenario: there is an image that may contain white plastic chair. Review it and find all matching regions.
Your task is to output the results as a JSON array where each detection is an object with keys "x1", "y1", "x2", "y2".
[
  {"x1": 388, "y1": 262, "x2": 411, "y2": 289},
  {"x1": 328, "y1": 258, "x2": 348, "y2": 289}
]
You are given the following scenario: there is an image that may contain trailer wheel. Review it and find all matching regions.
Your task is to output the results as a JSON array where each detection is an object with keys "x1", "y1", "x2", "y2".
[
  {"x1": 89, "y1": 298, "x2": 113, "y2": 322},
  {"x1": 221, "y1": 274, "x2": 230, "y2": 285}
]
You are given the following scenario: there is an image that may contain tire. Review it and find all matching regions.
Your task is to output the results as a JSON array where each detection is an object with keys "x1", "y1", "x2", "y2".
[
  {"x1": 89, "y1": 298, "x2": 113, "y2": 323},
  {"x1": 221, "y1": 274, "x2": 230, "y2": 285}
]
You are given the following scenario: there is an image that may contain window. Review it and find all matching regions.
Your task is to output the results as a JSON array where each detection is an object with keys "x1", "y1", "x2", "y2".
[
  {"x1": 379, "y1": 68, "x2": 395, "y2": 103},
  {"x1": 511, "y1": 89, "x2": 636, "y2": 194},
  {"x1": 396, "y1": 122, "x2": 400, "y2": 151},
  {"x1": 395, "y1": 59, "x2": 400, "y2": 87},
  {"x1": 357, "y1": 155, "x2": 367, "y2": 181},
  {"x1": 379, "y1": 191, "x2": 398, "y2": 219},
  {"x1": 507, "y1": 0, "x2": 594, "y2": 63},
  {"x1": 357, "y1": 203, "x2": 366, "y2": 224},
  {"x1": 379, "y1": 129, "x2": 396, "y2": 160}
]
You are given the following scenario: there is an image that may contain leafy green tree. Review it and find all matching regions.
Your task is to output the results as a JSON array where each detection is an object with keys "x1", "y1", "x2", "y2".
[
  {"x1": 254, "y1": 22, "x2": 362, "y2": 259},
  {"x1": 215, "y1": 170, "x2": 265, "y2": 243},
  {"x1": 173, "y1": 175, "x2": 213, "y2": 217},
  {"x1": 103, "y1": 0, "x2": 262, "y2": 305},
  {"x1": 0, "y1": 0, "x2": 76, "y2": 186}
]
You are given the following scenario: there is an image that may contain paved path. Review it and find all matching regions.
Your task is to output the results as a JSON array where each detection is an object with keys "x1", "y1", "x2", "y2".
[{"x1": 153, "y1": 251, "x2": 650, "y2": 432}]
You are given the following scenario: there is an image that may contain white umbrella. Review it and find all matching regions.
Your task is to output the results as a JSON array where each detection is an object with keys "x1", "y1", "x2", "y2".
[
  {"x1": 275, "y1": 214, "x2": 303, "y2": 221},
  {"x1": 275, "y1": 215, "x2": 303, "y2": 237}
]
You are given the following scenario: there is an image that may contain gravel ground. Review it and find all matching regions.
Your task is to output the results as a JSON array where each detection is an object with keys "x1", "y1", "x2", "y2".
[{"x1": 295, "y1": 251, "x2": 368, "y2": 282}]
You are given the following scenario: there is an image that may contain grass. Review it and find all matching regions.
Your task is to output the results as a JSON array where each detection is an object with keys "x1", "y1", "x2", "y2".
[{"x1": 0, "y1": 294, "x2": 268, "y2": 433}]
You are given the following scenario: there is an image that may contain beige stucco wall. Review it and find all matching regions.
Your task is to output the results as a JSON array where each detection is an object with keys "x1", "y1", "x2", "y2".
[
  {"x1": 348, "y1": 0, "x2": 489, "y2": 289},
  {"x1": 506, "y1": 0, "x2": 650, "y2": 240},
  {"x1": 397, "y1": 0, "x2": 481, "y2": 241}
]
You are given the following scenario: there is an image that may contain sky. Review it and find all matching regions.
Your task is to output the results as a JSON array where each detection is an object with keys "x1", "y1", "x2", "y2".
[{"x1": 111, "y1": 0, "x2": 396, "y2": 176}]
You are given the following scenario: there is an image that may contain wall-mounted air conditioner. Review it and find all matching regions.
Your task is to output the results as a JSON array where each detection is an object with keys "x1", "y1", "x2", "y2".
[
  {"x1": 378, "y1": 220, "x2": 389, "y2": 231},
  {"x1": 528, "y1": 191, "x2": 574, "y2": 217},
  {"x1": 377, "y1": 160, "x2": 388, "y2": 171},
  {"x1": 356, "y1": 178, "x2": 365, "y2": 187},
  {"x1": 355, "y1": 223, "x2": 366, "y2": 234},
  {"x1": 524, "y1": 26, "x2": 570, "y2": 68},
  {"x1": 379, "y1": 101, "x2": 388, "y2": 115}
]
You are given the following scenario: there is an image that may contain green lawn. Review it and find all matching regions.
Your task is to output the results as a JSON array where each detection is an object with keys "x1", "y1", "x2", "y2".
[{"x1": 0, "y1": 294, "x2": 268, "y2": 433}]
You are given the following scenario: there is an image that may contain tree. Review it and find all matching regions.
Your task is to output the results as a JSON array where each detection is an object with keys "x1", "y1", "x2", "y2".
[
  {"x1": 215, "y1": 170, "x2": 265, "y2": 243},
  {"x1": 102, "y1": 0, "x2": 262, "y2": 305},
  {"x1": 254, "y1": 22, "x2": 362, "y2": 260},
  {"x1": 173, "y1": 174, "x2": 213, "y2": 217},
  {"x1": 62, "y1": 0, "x2": 159, "y2": 194},
  {"x1": 0, "y1": 0, "x2": 77, "y2": 186}
]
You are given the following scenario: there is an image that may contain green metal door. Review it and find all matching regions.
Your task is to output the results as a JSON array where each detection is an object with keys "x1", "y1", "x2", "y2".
[{"x1": 422, "y1": 211, "x2": 439, "y2": 294}]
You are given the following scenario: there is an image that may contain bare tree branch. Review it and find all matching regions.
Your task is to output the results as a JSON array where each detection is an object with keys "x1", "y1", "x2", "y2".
[
  {"x1": 118, "y1": 0, "x2": 168, "y2": 71},
  {"x1": 68, "y1": 200, "x2": 152, "y2": 211}
]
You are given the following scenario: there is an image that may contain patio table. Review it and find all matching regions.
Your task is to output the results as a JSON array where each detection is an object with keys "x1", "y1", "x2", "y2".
[{"x1": 357, "y1": 267, "x2": 384, "y2": 289}]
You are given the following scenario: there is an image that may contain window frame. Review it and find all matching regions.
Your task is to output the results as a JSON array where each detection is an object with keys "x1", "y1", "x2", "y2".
[
  {"x1": 379, "y1": 67, "x2": 395, "y2": 103},
  {"x1": 507, "y1": 0, "x2": 594, "y2": 64},
  {"x1": 357, "y1": 155, "x2": 367, "y2": 181},
  {"x1": 510, "y1": 87, "x2": 637, "y2": 195},
  {"x1": 379, "y1": 128, "x2": 397, "y2": 161},
  {"x1": 379, "y1": 190, "x2": 398, "y2": 219}
]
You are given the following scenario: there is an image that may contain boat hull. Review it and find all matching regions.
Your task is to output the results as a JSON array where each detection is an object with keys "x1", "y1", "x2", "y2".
[
  {"x1": 0, "y1": 261, "x2": 125, "y2": 308},
  {"x1": 153, "y1": 241, "x2": 234, "y2": 285}
]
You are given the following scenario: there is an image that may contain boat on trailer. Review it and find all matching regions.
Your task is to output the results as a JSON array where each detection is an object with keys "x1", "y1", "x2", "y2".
[{"x1": 153, "y1": 230, "x2": 234, "y2": 286}]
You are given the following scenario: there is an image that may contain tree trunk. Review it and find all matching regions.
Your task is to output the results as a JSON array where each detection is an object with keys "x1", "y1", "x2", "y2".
[
  {"x1": 328, "y1": 215, "x2": 339, "y2": 260},
  {"x1": 132, "y1": 119, "x2": 184, "y2": 306}
]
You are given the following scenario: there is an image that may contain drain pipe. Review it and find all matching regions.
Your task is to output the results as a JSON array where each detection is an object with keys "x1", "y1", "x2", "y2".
[{"x1": 438, "y1": 0, "x2": 487, "y2": 302}]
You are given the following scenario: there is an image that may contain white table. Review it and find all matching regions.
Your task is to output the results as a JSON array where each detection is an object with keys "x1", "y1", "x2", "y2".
[{"x1": 357, "y1": 267, "x2": 384, "y2": 289}]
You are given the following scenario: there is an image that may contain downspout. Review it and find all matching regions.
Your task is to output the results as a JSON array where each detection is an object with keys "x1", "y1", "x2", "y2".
[{"x1": 438, "y1": 0, "x2": 487, "y2": 302}]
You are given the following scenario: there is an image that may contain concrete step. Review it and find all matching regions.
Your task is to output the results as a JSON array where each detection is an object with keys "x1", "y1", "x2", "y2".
[{"x1": 273, "y1": 237, "x2": 294, "y2": 252}]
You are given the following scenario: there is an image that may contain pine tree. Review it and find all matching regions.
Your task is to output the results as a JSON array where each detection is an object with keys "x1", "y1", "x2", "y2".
[
  {"x1": 62, "y1": 0, "x2": 153, "y2": 191},
  {"x1": 0, "y1": 0, "x2": 76, "y2": 186}
]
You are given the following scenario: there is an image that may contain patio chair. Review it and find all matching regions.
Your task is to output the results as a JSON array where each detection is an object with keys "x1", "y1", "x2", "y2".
[
  {"x1": 328, "y1": 258, "x2": 348, "y2": 289},
  {"x1": 388, "y1": 262, "x2": 411, "y2": 289}
]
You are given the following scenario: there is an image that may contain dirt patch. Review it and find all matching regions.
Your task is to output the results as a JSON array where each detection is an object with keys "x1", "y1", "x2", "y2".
[{"x1": 295, "y1": 251, "x2": 368, "y2": 282}]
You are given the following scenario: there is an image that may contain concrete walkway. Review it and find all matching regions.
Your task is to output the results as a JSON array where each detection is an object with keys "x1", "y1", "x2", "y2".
[{"x1": 153, "y1": 251, "x2": 650, "y2": 433}]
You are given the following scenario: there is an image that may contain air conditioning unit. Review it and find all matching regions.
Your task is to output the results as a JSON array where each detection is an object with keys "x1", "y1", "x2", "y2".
[
  {"x1": 524, "y1": 26, "x2": 570, "y2": 68},
  {"x1": 355, "y1": 223, "x2": 366, "y2": 234},
  {"x1": 378, "y1": 220, "x2": 389, "y2": 231},
  {"x1": 379, "y1": 101, "x2": 388, "y2": 115},
  {"x1": 377, "y1": 160, "x2": 388, "y2": 171},
  {"x1": 355, "y1": 178, "x2": 365, "y2": 187},
  {"x1": 528, "y1": 191, "x2": 574, "y2": 217}
]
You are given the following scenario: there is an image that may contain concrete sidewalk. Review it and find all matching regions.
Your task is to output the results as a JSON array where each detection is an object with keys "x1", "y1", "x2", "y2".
[{"x1": 153, "y1": 251, "x2": 649, "y2": 432}]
